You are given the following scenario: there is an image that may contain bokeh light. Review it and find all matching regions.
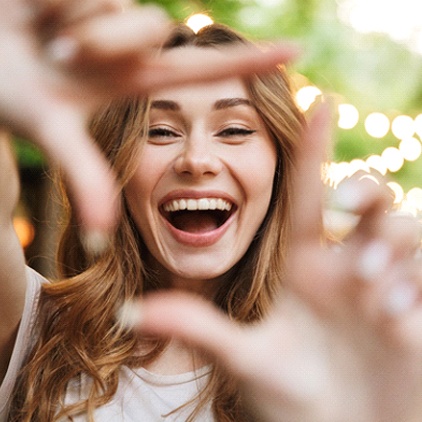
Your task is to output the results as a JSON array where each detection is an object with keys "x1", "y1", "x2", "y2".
[
  {"x1": 295, "y1": 86, "x2": 322, "y2": 111},
  {"x1": 338, "y1": 103, "x2": 359, "y2": 129},
  {"x1": 387, "y1": 181, "x2": 404, "y2": 204},
  {"x1": 366, "y1": 154, "x2": 387, "y2": 175},
  {"x1": 391, "y1": 115, "x2": 415, "y2": 139},
  {"x1": 406, "y1": 187, "x2": 422, "y2": 210},
  {"x1": 364, "y1": 112, "x2": 390, "y2": 138},
  {"x1": 381, "y1": 147, "x2": 404, "y2": 172},
  {"x1": 399, "y1": 136, "x2": 422, "y2": 161},
  {"x1": 13, "y1": 216, "x2": 35, "y2": 249},
  {"x1": 186, "y1": 14, "x2": 214, "y2": 33},
  {"x1": 337, "y1": 0, "x2": 422, "y2": 55}
]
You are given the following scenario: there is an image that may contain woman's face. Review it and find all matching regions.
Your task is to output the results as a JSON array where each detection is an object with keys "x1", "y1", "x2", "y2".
[{"x1": 125, "y1": 77, "x2": 277, "y2": 291}]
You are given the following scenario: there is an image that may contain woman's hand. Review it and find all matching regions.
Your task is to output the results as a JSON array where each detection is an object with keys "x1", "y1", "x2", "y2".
[
  {"x1": 0, "y1": 0, "x2": 298, "y2": 236},
  {"x1": 126, "y1": 106, "x2": 422, "y2": 422}
]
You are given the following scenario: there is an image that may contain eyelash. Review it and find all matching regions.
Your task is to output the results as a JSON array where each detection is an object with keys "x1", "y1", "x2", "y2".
[
  {"x1": 147, "y1": 126, "x2": 257, "y2": 142},
  {"x1": 148, "y1": 127, "x2": 180, "y2": 138},
  {"x1": 217, "y1": 127, "x2": 256, "y2": 137}
]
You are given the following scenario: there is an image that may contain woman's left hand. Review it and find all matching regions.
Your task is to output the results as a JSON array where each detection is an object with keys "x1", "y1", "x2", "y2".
[{"x1": 124, "y1": 105, "x2": 422, "y2": 422}]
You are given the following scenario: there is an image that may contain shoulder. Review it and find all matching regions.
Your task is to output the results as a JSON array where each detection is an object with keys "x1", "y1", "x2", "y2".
[{"x1": 0, "y1": 266, "x2": 47, "y2": 420}]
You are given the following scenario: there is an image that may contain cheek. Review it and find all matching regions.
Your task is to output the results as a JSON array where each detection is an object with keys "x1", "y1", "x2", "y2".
[
  {"x1": 240, "y1": 144, "x2": 277, "y2": 206},
  {"x1": 124, "y1": 156, "x2": 162, "y2": 225}
]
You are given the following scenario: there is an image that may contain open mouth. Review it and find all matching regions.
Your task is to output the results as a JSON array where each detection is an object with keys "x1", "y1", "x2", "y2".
[{"x1": 160, "y1": 198, "x2": 236, "y2": 234}]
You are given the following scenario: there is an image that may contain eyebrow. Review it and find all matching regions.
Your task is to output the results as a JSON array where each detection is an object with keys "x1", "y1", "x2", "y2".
[
  {"x1": 150, "y1": 98, "x2": 252, "y2": 112},
  {"x1": 150, "y1": 100, "x2": 180, "y2": 111},
  {"x1": 214, "y1": 98, "x2": 252, "y2": 110}
]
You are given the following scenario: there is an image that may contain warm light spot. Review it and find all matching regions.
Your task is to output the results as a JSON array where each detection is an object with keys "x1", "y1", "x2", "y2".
[
  {"x1": 338, "y1": 103, "x2": 359, "y2": 129},
  {"x1": 381, "y1": 147, "x2": 404, "y2": 172},
  {"x1": 391, "y1": 115, "x2": 415, "y2": 139},
  {"x1": 387, "y1": 181, "x2": 404, "y2": 204},
  {"x1": 13, "y1": 216, "x2": 35, "y2": 249},
  {"x1": 399, "y1": 199, "x2": 418, "y2": 217},
  {"x1": 406, "y1": 187, "x2": 422, "y2": 210},
  {"x1": 325, "y1": 161, "x2": 350, "y2": 187},
  {"x1": 348, "y1": 159, "x2": 369, "y2": 177},
  {"x1": 399, "y1": 136, "x2": 422, "y2": 161},
  {"x1": 295, "y1": 86, "x2": 322, "y2": 111},
  {"x1": 186, "y1": 14, "x2": 214, "y2": 33},
  {"x1": 364, "y1": 112, "x2": 390, "y2": 138},
  {"x1": 366, "y1": 154, "x2": 387, "y2": 175}
]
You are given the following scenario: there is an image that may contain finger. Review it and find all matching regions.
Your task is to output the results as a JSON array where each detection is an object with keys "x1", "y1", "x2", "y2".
[
  {"x1": 379, "y1": 213, "x2": 422, "y2": 259},
  {"x1": 35, "y1": 0, "x2": 126, "y2": 31},
  {"x1": 121, "y1": 291, "x2": 247, "y2": 372},
  {"x1": 47, "y1": 6, "x2": 171, "y2": 65},
  {"x1": 290, "y1": 103, "x2": 332, "y2": 243},
  {"x1": 34, "y1": 108, "x2": 120, "y2": 236},
  {"x1": 135, "y1": 42, "x2": 301, "y2": 93},
  {"x1": 334, "y1": 176, "x2": 393, "y2": 243},
  {"x1": 392, "y1": 305, "x2": 422, "y2": 353}
]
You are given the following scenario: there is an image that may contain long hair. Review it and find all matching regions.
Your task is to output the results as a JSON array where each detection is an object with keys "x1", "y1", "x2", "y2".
[{"x1": 9, "y1": 24, "x2": 304, "y2": 421}]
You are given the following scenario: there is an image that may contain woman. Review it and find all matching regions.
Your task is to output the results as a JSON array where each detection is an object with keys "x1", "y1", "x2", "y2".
[
  {"x1": 3, "y1": 18, "x2": 422, "y2": 422},
  {"x1": 2, "y1": 23, "x2": 303, "y2": 421}
]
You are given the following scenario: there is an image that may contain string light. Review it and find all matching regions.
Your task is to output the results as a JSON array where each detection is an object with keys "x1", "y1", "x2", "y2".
[
  {"x1": 186, "y1": 14, "x2": 214, "y2": 33},
  {"x1": 295, "y1": 86, "x2": 322, "y2": 111},
  {"x1": 391, "y1": 115, "x2": 415, "y2": 139},
  {"x1": 338, "y1": 103, "x2": 359, "y2": 129},
  {"x1": 399, "y1": 136, "x2": 422, "y2": 161},
  {"x1": 381, "y1": 147, "x2": 404, "y2": 172},
  {"x1": 366, "y1": 155, "x2": 387, "y2": 175},
  {"x1": 364, "y1": 112, "x2": 390, "y2": 138},
  {"x1": 387, "y1": 181, "x2": 404, "y2": 204},
  {"x1": 296, "y1": 78, "x2": 422, "y2": 217}
]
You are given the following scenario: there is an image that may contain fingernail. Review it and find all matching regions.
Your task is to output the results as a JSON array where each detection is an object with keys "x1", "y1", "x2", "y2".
[
  {"x1": 116, "y1": 301, "x2": 142, "y2": 329},
  {"x1": 331, "y1": 180, "x2": 366, "y2": 213},
  {"x1": 385, "y1": 282, "x2": 418, "y2": 315},
  {"x1": 81, "y1": 230, "x2": 110, "y2": 257},
  {"x1": 46, "y1": 36, "x2": 79, "y2": 65},
  {"x1": 357, "y1": 241, "x2": 391, "y2": 282}
]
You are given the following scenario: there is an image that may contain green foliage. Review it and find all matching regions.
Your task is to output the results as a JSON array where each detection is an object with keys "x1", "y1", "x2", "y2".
[{"x1": 13, "y1": 138, "x2": 45, "y2": 168}]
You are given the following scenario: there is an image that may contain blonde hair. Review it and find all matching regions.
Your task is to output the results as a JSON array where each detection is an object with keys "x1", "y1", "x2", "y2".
[{"x1": 9, "y1": 24, "x2": 304, "y2": 421}]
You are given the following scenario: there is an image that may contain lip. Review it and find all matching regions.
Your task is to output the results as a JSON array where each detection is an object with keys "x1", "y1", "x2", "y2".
[{"x1": 159, "y1": 190, "x2": 237, "y2": 247}]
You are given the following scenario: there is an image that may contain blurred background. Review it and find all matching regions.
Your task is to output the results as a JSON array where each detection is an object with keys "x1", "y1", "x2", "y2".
[{"x1": 15, "y1": 0, "x2": 422, "y2": 276}]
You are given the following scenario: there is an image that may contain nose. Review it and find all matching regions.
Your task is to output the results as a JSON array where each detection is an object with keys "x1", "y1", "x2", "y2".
[{"x1": 174, "y1": 135, "x2": 223, "y2": 178}]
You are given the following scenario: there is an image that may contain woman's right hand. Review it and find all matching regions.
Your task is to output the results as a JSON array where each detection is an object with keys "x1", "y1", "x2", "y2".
[
  {"x1": 0, "y1": 0, "x2": 299, "y2": 236},
  {"x1": 130, "y1": 106, "x2": 422, "y2": 422}
]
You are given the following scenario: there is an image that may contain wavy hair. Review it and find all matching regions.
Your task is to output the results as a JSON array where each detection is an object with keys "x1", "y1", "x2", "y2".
[{"x1": 9, "y1": 24, "x2": 304, "y2": 421}]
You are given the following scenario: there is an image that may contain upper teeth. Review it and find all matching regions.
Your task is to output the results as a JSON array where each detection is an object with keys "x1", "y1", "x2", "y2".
[{"x1": 163, "y1": 198, "x2": 233, "y2": 212}]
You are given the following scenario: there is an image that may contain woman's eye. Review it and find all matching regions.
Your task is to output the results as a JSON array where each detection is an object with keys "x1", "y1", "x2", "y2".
[
  {"x1": 217, "y1": 127, "x2": 256, "y2": 137},
  {"x1": 148, "y1": 127, "x2": 180, "y2": 139}
]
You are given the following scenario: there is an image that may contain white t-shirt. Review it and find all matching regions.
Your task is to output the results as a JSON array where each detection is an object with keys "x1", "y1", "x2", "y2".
[{"x1": 0, "y1": 268, "x2": 214, "y2": 421}]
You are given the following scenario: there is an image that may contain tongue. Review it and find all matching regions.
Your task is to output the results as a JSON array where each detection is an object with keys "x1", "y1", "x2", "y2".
[{"x1": 172, "y1": 211, "x2": 219, "y2": 233}]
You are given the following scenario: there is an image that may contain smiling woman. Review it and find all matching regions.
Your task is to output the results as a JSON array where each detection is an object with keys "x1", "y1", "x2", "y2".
[
  {"x1": 6, "y1": 24, "x2": 304, "y2": 421},
  {"x1": 125, "y1": 77, "x2": 278, "y2": 282}
]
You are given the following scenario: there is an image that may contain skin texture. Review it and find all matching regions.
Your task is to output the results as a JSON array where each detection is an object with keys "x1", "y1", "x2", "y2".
[{"x1": 125, "y1": 77, "x2": 277, "y2": 293}]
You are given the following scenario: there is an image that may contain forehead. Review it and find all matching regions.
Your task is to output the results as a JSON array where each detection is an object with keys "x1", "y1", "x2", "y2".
[{"x1": 150, "y1": 78, "x2": 250, "y2": 108}]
